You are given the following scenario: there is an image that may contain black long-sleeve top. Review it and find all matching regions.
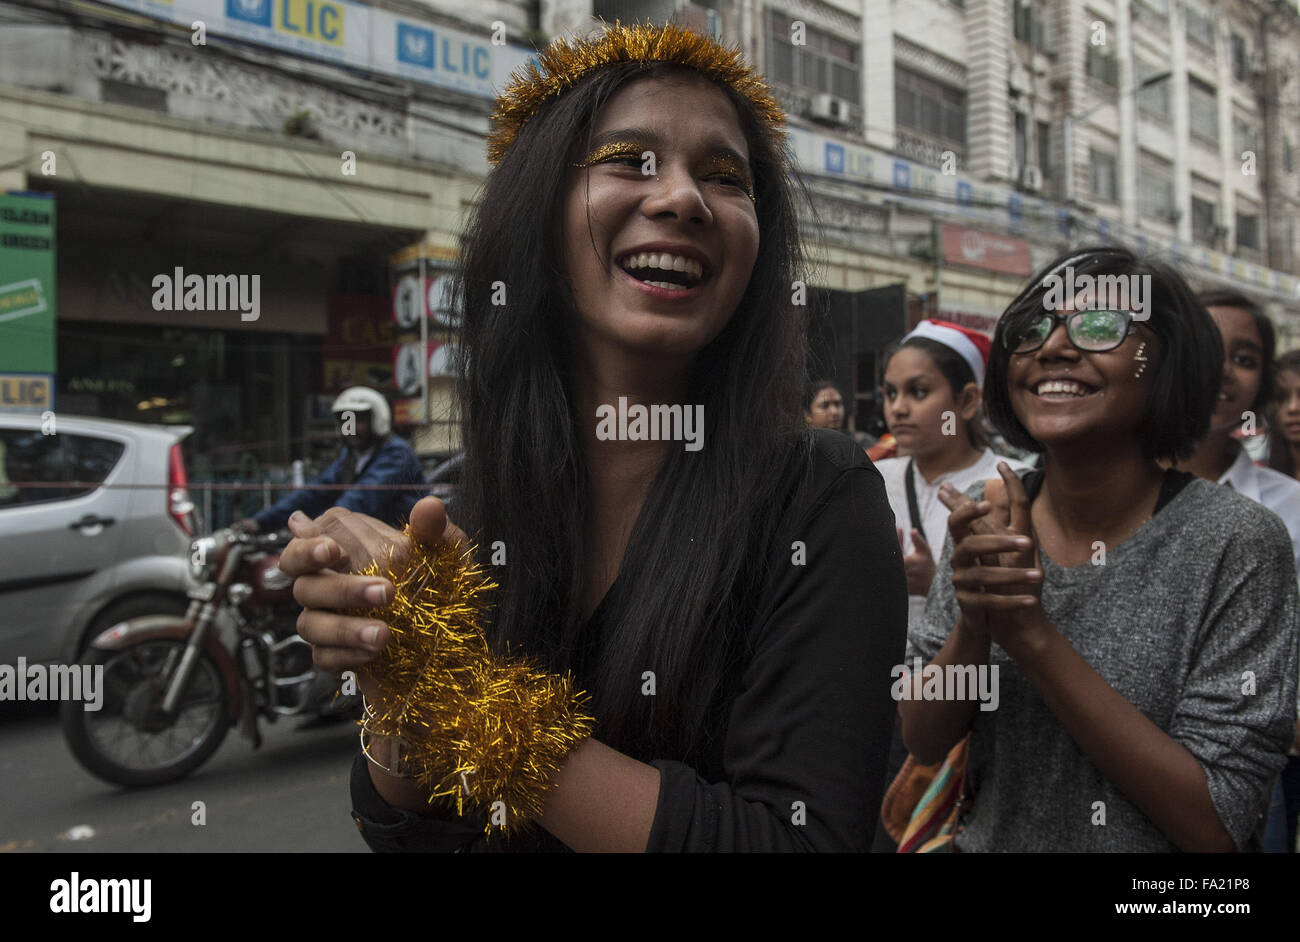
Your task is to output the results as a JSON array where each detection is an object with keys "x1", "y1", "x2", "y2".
[{"x1": 349, "y1": 429, "x2": 908, "y2": 851}]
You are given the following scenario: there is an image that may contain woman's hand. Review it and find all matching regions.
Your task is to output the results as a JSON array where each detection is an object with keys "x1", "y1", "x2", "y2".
[
  {"x1": 898, "y1": 527, "x2": 937, "y2": 596},
  {"x1": 279, "y1": 498, "x2": 469, "y2": 683},
  {"x1": 938, "y1": 463, "x2": 1046, "y2": 651}
]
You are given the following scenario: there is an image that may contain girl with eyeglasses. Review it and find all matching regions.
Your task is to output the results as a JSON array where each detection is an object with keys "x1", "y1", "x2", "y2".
[{"x1": 899, "y1": 246, "x2": 1299, "y2": 851}]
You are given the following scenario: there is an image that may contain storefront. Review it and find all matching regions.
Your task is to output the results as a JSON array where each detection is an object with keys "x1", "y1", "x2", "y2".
[{"x1": 48, "y1": 182, "x2": 421, "y2": 525}]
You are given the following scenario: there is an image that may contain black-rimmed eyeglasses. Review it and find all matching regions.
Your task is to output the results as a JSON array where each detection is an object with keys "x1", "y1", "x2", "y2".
[{"x1": 1004, "y1": 309, "x2": 1138, "y2": 354}]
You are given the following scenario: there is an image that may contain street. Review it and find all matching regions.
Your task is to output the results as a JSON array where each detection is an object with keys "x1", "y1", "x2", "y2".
[{"x1": 0, "y1": 703, "x2": 366, "y2": 852}]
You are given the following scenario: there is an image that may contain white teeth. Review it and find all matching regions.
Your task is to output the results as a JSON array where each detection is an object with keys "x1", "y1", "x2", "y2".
[
  {"x1": 618, "y1": 252, "x2": 704, "y2": 284},
  {"x1": 1036, "y1": 380, "x2": 1091, "y2": 397}
]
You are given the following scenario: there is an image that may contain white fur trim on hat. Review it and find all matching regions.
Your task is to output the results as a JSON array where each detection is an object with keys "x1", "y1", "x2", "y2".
[{"x1": 900, "y1": 321, "x2": 986, "y2": 388}]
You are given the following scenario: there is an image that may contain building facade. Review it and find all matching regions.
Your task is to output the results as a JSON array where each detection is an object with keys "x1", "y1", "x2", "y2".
[{"x1": 3, "y1": 0, "x2": 1298, "y2": 482}]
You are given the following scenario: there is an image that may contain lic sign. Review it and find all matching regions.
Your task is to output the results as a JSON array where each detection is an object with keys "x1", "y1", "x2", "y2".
[
  {"x1": 396, "y1": 23, "x2": 491, "y2": 83},
  {"x1": 226, "y1": 0, "x2": 343, "y2": 46}
]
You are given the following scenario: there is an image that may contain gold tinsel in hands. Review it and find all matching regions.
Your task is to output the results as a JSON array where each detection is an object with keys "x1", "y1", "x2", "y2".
[
  {"x1": 486, "y1": 20, "x2": 787, "y2": 165},
  {"x1": 349, "y1": 530, "x2": 595, "y2": 837}
]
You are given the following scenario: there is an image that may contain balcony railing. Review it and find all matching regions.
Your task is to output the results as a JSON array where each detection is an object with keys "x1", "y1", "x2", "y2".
[{"x1": 895, "y1": 128, "x2": 966, "y2": 171}]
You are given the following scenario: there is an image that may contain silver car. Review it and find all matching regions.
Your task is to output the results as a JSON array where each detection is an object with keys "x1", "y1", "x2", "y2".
[{"x1": 0, "y1": 413, "x2": 196, "y2": 665}]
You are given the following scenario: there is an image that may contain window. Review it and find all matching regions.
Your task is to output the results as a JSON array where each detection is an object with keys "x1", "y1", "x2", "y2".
[
  {"x1": 1231, "y1": 33, "x2": 1249, "y2": 83},
  {"x1": 1192, "y1": 195, "x2": 1219, "y2": 244},
  {"x1": 1089, "y1": 148, "x2": 1117, "y2": 202},
  {"x1": 1013, "y1": 0, "x2": 1049, "y2": 49},
  {"x1": 1188, "y1": 77, "x2": 1219, "y2": 146},
  {"x1": 1013, "y1": 0, "x2": 1032, "y2": 43},
  {"x1": 766, "y1": 12, "x2": 861, "y2": 104},
  {"x1": 1138, "y1": 155, "x2": 1175, "y2": 221},
  {"x1": 1015, "y1": 111, "x2": 1028, "y2": 171},
  {"x1": 1234, "y1": 117, "x2": 1256, "y2": 157},
  {"x1": 1186, "y1": 6, "x2": 1214, "y2": 49},
  {"x1": 1037, "y1": 120, "x2": 1051, "y2": 177},
  {"x1": 1133, "y1": 0, "x2": 1169, "y2": 26},
  {"x1": 894, "y1": 65, "x2": 966, "y2": 146},
  {"x1": 1086, "y1": 35, "x2": 1119, "y2": 88},
  {"x1": 1236, "y1": 211, "x2": 1260, "y2": 250},
  {"x1": 0, "y1": 430, "x2": 124, "y2": 509},
  {"x1": 1136, "y1": 59, "x2": 1171, "y2": 121}
]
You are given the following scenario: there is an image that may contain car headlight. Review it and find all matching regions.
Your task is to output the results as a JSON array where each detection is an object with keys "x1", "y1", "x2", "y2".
[{"x1": 189, "y1": 536, "x2": 218, "y2": 581}]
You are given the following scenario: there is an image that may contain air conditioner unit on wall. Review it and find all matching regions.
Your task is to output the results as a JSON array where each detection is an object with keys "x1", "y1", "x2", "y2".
[
  {"x1": 810, "y1": 93, "x2": 852, "y2": 126},
  {"x1": 1024, "y1": 165, "x2": 1043, "y2": 190}
]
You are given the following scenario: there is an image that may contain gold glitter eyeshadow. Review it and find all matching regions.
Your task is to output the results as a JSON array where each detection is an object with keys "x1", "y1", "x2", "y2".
[
  {"x1": 703, "y1": 153, "x2": 756, "y2": 199},
  {"x1": 570, "y1": 144, "x2": 758, "y2": 203},
  {"x1": 573, "y1": 141, "x2": 648, "y2": 167}
]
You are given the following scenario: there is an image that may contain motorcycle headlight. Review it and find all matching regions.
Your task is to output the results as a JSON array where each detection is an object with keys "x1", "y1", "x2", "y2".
[{"x1": 189, "y1": 536, "x2": 218, "y2": 581}]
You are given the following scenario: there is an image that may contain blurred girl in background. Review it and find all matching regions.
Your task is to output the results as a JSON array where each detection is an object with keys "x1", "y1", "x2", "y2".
[
  {"x1": 875, "y1": 320, "x2": 1029, "y2": 629},
  {"x1": 1269, "y1": 350, "x2": 1300, "y2": 480},
  {"x1": 804, "y1": 379, "x2": 846, "y2": 430},
  {"x1": 870, "y1": 320, "x2": 1027, "y2": 852}
]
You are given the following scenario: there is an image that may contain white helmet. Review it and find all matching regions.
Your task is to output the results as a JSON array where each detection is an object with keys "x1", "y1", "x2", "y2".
[{"x1": 331, "y1": 386, "x2": 391, "y2": 436}]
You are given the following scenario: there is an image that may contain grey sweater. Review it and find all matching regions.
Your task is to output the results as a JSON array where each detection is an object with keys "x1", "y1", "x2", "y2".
[{"x1": 906, "y1": 469, "x2": 1300, "y2": 852}]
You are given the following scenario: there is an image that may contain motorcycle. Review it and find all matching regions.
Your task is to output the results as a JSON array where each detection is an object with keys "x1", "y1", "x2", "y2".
[{"x1": 61, "y1": 528, "x2": 359, "y2": 786}]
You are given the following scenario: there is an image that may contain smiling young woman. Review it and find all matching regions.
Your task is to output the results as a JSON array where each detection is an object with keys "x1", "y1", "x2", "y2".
[
  {"x1": 900, "y1": 246, "x2": 1300, "y2": 852},
  {"x1": 277, "y1": 23, "x2": 907, "y2": 853}
]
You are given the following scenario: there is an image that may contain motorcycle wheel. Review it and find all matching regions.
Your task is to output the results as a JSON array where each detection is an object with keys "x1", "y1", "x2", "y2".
[{"x1": 61, "y1": 638, "x2": 230, "y2": 787}]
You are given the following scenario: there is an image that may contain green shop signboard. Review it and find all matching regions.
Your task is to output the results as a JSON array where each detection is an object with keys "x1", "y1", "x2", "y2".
[{"x1": 0, "y1": 191, "x2": 55, "y2": 412}]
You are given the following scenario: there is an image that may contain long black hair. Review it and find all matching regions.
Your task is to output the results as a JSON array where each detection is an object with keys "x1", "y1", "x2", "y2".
[{"x1": 453, "y1": 61, "x2": 814, "y2": 759}]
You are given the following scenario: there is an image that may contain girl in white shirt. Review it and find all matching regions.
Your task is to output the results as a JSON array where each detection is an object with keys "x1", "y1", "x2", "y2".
[
  {"x1": 874, "y1": 321, "x2": 1031, "y2": 630},
  {"x1": 1177, "y1": 290, "x2": 1300, "y2": 853}
]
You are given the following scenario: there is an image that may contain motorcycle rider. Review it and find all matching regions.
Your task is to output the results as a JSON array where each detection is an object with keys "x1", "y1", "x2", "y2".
[{"x1": 234, "y1": 386, "x2": 427, "y2": 533}]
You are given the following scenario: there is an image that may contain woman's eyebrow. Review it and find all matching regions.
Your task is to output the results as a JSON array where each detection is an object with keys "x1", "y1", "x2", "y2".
[
  {"x1": 585, "y1": 129, "x2": 751, "y2": 167},
  {"x1": 585, "y1": 127, "x2": 660, "y2": 151}
]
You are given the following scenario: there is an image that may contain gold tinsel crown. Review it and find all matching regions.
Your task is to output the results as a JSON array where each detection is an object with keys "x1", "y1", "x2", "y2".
[{"x1": 487, "y1": 20, "x2": 787, "y2": 165}]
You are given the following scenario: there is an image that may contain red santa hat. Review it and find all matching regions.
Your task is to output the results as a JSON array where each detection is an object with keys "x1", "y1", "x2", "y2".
[{"x1": 900, "y1": 319, "x2": 992, "y2": 388}]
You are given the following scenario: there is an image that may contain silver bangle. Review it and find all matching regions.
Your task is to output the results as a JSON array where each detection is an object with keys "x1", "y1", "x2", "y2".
[
  {"x1": 359, "y1": 726, "x2": 417, "y2": 779},
  {"x1": 359, "y1": 697, "x2": 416, "y2": 779}
]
